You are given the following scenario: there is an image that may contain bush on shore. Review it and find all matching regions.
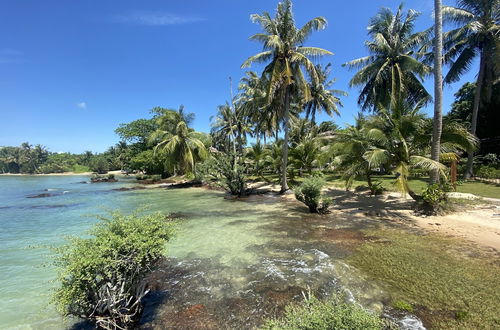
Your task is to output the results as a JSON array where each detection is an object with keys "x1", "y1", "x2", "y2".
[
  {"x1": 52, "y1": 211, "x2": 176, "y2": 329},
  {"x1": 262, "y1": 292, "x2": 382, "y2": 330},
  {"x1": 295, "y1": 177, "x2": 331, "y2": 213}
]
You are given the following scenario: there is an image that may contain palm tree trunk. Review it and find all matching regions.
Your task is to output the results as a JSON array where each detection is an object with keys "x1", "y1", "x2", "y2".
[
  {"x1": 464, "y1": 51, "x2": 486, "y2": 179},
  {"x1": 366, "y1": 170, "x2": 373, "y2": 193},
  {"x1": 281, "y1": 87, "x2": 291, "y2": 193},
  {"x1": 430, "y1": 0, "x2": 443, "y2": 184}
]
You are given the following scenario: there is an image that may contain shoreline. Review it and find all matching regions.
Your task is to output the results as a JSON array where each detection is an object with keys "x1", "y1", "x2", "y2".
[{"x1": 0, "y1": 170, "x2": 124, "y2": 176}]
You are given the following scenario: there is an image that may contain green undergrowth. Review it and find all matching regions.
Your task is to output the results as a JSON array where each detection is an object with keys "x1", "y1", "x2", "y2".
[
  {"x1": 348, "y1": 229, "x2": 500, "y2": 329},
  {"x1": 262, "y1": 292, "x2": 383, "y2": 330}
]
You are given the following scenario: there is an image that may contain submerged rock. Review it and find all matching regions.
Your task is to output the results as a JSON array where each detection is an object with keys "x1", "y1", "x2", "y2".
[
  {"x1": 112, "y1": 186, "x2": 147, "y2": 191},
  {"x1": 27, "y1": 193, "x2": 54, "y2": 198}
]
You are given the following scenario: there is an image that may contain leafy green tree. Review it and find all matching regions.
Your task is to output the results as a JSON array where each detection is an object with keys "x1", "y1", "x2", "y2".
[
  {"x1": 242, "y1": 0, "x2": 333, "y2": 192},
  {"x1": 90, "y1": 155, "x2": 110, "y2": 174},
  {"x1": 130, "y1": 150, "x2": 166, "y2": 175},
  {"x1": 115, "y1": 118, "x2": 157, "y2": 149},
  {"x1": 343, "y1": 4, "x2": 431, "y2": 112}
]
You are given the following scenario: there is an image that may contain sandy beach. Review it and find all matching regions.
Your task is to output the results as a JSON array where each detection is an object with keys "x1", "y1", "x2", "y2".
[{"x1": 248, "y1": 182, "x2": 500, "y2": 251}]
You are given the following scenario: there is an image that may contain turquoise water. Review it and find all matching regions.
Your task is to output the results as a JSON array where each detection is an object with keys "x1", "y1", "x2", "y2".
[{"x1": 0, "y1": 175, "x2": 414, "y2": 329}]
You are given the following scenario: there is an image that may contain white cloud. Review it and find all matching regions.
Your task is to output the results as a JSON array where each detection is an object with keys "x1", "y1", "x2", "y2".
[
  {"x1": 113, "y1": 11, "x2": 203, "y2": 26},
  {"x1": 77, "y1": 102, "x2": 87, "y2": 110}
]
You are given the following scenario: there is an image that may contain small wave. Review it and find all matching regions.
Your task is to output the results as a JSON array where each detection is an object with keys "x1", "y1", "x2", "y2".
[{"x1": 398, "y1": 315, "x2": 426, "y2": 330}]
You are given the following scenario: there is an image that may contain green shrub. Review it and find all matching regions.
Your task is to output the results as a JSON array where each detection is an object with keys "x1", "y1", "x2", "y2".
[
  {"x1": 72, "y1": 164, "x2": 91, "y2": 173},
  {"x1": 262, "y1": 292, "x2": 382, "y2": 330},
  {"x1": 370, "y1": 181, "x2": 385, "y2": 195},
  {"x1": 90, "y1": 156, "x2": 109, "y2": 174},
  {"x1": 417, "y1": 183, "x2": 447, "y2": 215},
  {"x1": 476, "y1": 166, "x2": 500, "y2": 179},
  {"x1": 392, "y1": 300, "x2": 413, "y2": 313},
  {"x1": 149, "y1": 174, "x2": 162, "y2": 182},
  {"x1": 107, "y1": 173, "x2": 115, "y2": 180},
  {"x1": 295, "y1": 177, "x2": 330, "y2": 213},
  {"x1": 52, "y1": 211, "x2": 176, "y2": 329},
  {"x1": 198, "y1": 154, "x2": 247, "y2": 196}
]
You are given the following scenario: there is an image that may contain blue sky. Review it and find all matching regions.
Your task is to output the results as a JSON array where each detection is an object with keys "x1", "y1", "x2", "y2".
[{"x1": 0, "y1": 0, "x2": 476, "y2": 153}]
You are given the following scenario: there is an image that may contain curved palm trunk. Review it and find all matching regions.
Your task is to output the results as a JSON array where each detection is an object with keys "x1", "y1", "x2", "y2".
[
  {"x1": 366, "y1": 170, "x2": 373, "y2": 193},
  {"x1": 464, "y1": 51, "x2": 486, "y2": 179},
  {"x1": 280, "y1": 87, "x2": 291, "y2": 193},
  {"x1": 430, "y1": 0, "x2": 443, "y2": 184}
]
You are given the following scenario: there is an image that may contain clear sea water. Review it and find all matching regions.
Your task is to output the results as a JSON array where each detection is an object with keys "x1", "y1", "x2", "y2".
[{"x1": 0, "y1": 175, "x2": 420, "y2": 329}]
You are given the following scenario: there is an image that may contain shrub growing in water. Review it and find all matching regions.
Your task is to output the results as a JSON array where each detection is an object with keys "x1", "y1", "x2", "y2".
[
  {"x1": 52, "y1": 211, "x2": 176, "y2": 329},
  {"x1": 295, "y1": 177, "x2": 331, "y2": 213},
  {"x1": 262, "y1": 292, "x2": 382, "y2": 330}
]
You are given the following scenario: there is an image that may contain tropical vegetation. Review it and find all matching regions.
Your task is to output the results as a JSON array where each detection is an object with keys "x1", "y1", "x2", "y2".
[{"x1": 6, "y1": 0, "x2": 496, "y2": 329}]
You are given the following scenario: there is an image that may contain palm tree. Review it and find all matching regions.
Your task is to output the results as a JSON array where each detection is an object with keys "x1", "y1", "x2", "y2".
[
  {"x1": 242, "y1": 0, "x2": 332, "y2": 192},
  {"x1": 365, "y1": 101, "x2": 477, "y2": 199},
  {"x1": 151, "y1": 105, "x2": 195, "y2": 137},
  {"x1": 343, "y1": 4, "x2": 431, "y2": 112},
  {"x1": 304, "y1": 63, "x2": 346, "y2": 124},
  {"x1": 442, "y1": 0, "x2": 500, "y2": 179},
  {"x1": 332, "y1": 115, "x2": 387, "y2": 193},
  {"x1": 246, "y1": 142, "x2": 268, "y2": 178},
  {"x1": 154, "y1": 121, "x2": 207, "y2": 175},
  {"x1": 211, "y1": 103, "x2": 239, "y2": 157},
  {"x1": 430, "y1": 0, "x2": 444, "y2": 183},
  {"x1": 290, "y1": 136, "x2": 322, "y2": 176}
]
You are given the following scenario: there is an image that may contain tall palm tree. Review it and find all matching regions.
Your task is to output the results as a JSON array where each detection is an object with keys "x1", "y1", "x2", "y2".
[
  {"x1": 431, "y1": 0, "x2": 444, "y2": 183},
  {"x1": 154, "y1": 121, "x2": 207, "y2": 175},
  {"x1": 442, "y1": 0, "x2": 500, "y2": 178},
  {"x1": 304, "y1": 63, "x2": 346, "y2": 124},
  {"x1": 242, "y1": 0, "x2": 332, "y2": 192},
  {"x1": 343, "y1": 4, "x2": 432, "y2": 112}
]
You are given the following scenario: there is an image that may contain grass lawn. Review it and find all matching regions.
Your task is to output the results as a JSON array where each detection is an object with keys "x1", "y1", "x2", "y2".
[
  {"x1": 456, "y1": 181, "x2": 500, "y2": 199},
  {"x1": 349, "y1": 229, "x2": 500, "y2": 329}
]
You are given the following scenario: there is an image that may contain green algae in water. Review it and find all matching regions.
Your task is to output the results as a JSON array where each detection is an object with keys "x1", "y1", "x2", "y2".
[{"x1": 349, "y1": 228, "x2": 500, "y2": 329}]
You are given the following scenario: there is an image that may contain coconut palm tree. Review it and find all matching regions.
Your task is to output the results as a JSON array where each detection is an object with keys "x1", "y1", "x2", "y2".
[
  {"x1": 154, "y1": 121, "x2": 207, "y2": 175},
  {"x1": 151, "y1": 105, "x2": 195, "y2": 136},
  {"x1": 343, "y1": 4, "x2": 432, "y2": 112},
  {"x1": 242, "y1": 0, "x2": 332, "y2": 192},
  {"x1": 290, "y1": 136, "x2": 322, "y2": 176},
  {"x1": 332, "y1": 115, "x2": 387, "y2": 193},
  {"x1": 442, "y1": 0, "x2": 500, "y2": 179},
  {"x1": 304, "y1": 63, "x2": 346, "y2": 124},
  {"x1": 246, "y1": 142, "x2": 268, "y2": 178},
  {"x1": 365, "y1": 100, "x2": 477, "y2": 199}
]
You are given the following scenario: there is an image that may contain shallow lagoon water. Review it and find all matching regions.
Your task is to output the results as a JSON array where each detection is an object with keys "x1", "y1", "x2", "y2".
[{"x1": 0, "y1": 175, "x2": 419, "y2": 329}]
